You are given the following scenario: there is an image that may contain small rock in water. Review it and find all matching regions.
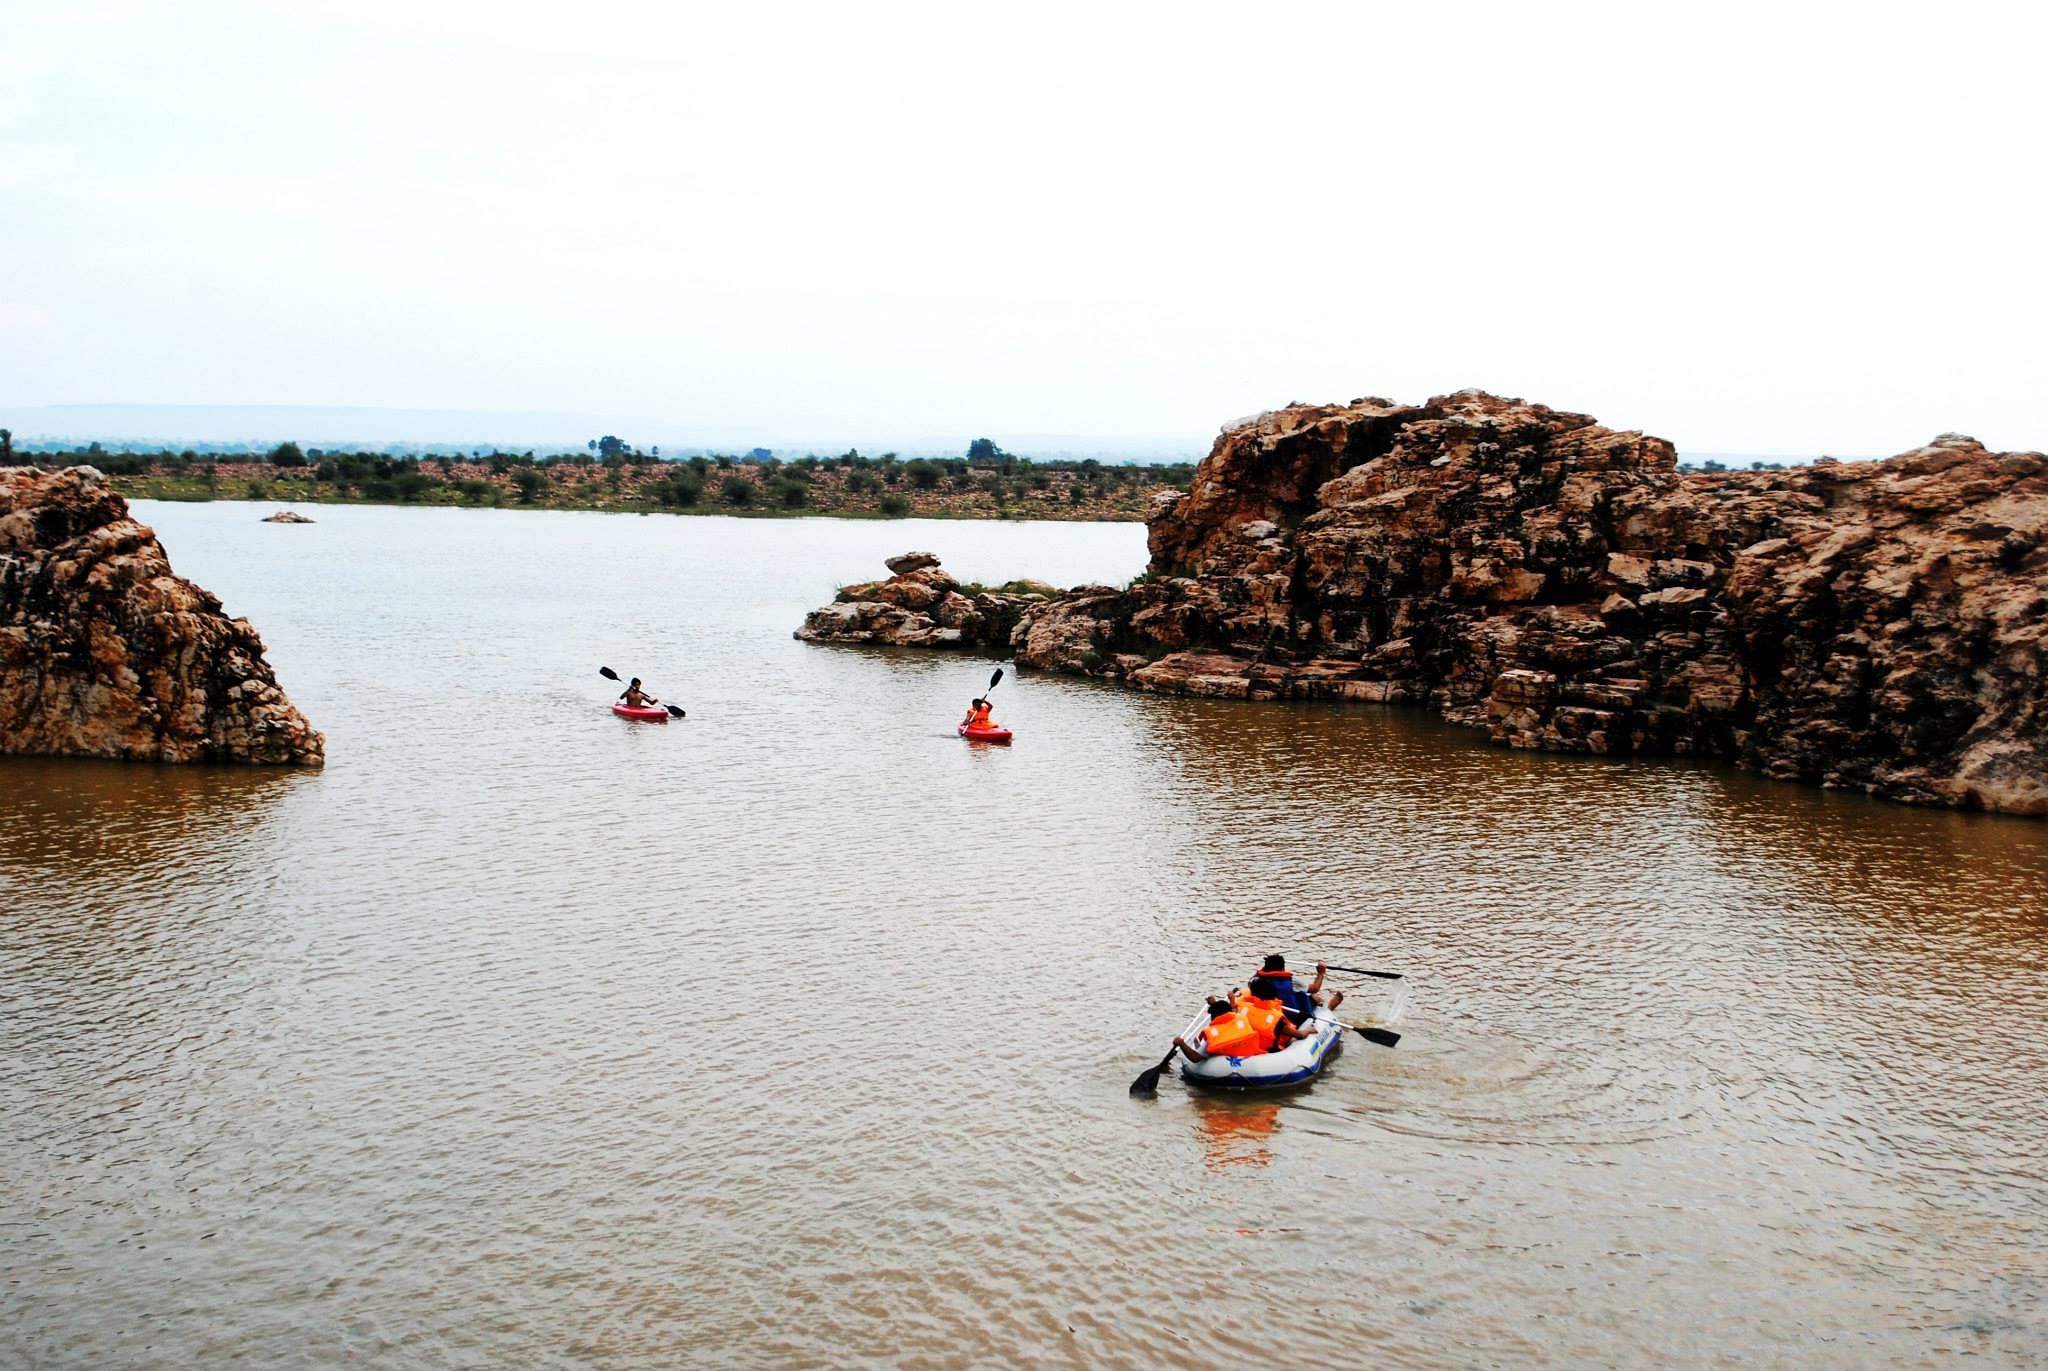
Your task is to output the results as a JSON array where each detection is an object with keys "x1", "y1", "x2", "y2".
[{"x1": 263, "y1": 510, "x2": 315, "y2": 523}]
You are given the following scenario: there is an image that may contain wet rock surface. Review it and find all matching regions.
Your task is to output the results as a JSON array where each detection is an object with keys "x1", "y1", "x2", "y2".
[
  {"x1": 1, "y1": 467, "x2": 325, "y2": 765},
  {"x1": 794, "y1": 557, "x2": 1052, "y2": 653},
  {"x1": 799, "y1": 392, "x2": 2048, "y2": 813}
]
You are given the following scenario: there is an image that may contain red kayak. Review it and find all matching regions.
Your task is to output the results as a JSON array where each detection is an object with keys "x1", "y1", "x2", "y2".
[
  {"x1": 958, "y1": 723, "x2": 1012, "y2": 744},
  {"x1": 612, "y1": 702, "x2": 669, "y2": 722}
]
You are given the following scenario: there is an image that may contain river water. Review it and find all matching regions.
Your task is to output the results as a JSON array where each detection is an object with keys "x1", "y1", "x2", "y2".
[{"x1": 4, "y1": 501, "x2": 2044, "y2": 1369}]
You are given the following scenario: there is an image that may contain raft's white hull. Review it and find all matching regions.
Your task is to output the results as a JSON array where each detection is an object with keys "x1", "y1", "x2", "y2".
[{"x1": 1180, "y1": 1006, "x2": 1343, "y2": 1089}]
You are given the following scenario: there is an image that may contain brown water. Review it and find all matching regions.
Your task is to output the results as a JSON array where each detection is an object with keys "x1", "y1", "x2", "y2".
[{"x1": 5, "y1": 501, "x2": 2045, "y2": 1369}]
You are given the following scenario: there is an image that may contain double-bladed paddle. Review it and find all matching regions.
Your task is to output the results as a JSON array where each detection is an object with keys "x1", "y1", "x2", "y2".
[{"x1": 599, "y1": 665, "x2": 686, "y2": 717}]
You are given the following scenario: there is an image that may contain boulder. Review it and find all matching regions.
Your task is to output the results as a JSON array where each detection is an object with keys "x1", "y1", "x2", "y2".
[
  {"x1": 795, "y1": 555, "x2": 1033, "y2": 653},
  {"x1": 0, "y1": 466, "x2": 325, "y2": 765}
]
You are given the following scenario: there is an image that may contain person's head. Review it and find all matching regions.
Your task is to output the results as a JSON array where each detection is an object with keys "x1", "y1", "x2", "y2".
[
  {"x1": 1208, "y1": 1000, "x2": 1237, "y2": 1020},
  {"x1": 1249, "y1": 975, "x2": 1279, "y2": 1000},
  {"x1": 1262, "y1": 954, "x2": 1286, "y2": 973},
  {"x1": 629, "y1": 677, "x2": 641, "y2": 688},
  {"x1": 971, "y1": 697, "x2": 985, "y2": 707}
]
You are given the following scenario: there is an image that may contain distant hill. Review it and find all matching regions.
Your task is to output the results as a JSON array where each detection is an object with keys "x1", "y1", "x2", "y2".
[{"x1": 0, "y1": 403, "x2": 1207, "y2": 463}]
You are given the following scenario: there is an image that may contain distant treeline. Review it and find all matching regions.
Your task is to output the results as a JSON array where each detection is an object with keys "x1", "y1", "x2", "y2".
[
  {"x1": 19, "y1": 431, "x2": 1196, "y2": 521},
  {"x1": 1681, "y1": 458, "x2": 1797, "y2": 472}
]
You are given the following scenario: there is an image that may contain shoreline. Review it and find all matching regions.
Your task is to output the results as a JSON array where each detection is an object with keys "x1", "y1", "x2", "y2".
[{"x1": 53, "y1": 456, "x2": 1191, "y2": 524}]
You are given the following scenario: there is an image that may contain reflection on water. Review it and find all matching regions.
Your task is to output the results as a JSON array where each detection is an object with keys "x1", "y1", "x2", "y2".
[
  {"x1": 3, "y1": 501, "x2": 2045, "y2": 1369},
  {"x1": 1189, "y1": 1095, "x2": 1285, "y2": 1172}
]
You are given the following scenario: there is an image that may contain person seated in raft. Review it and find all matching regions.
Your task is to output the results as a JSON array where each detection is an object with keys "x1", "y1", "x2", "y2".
[
  {"x1": 1173, "y1": 986, "x2": 1314, "y2": 1061},
  {"x1": 1230, "y1": 975, "x2": 1318, "y2": 1050},
  {"x1": 960, "y1": 696, "x2": 997, "y2": 730},
  {"x1": 618, "y1": 677, "x2": 659, "y2": 709},
  {"x1": 1172, "y1": 999, "x2": 1267, "y2": 1062},
  {"x1": 1252, "y1": 955, "x2": 1343, "y2": 1026}
]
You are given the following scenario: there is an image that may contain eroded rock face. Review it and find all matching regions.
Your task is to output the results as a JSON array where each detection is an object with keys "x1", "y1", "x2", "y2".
[
  {"x1": 1017, "y1": 392, "x2": 2048, "y2": 814},
  {"x1": 794, "y1": 394, "x2": 2048, "y2": 814},
  {"x1": 0, "y1": 467, "x2": 325, "y2": 766}
]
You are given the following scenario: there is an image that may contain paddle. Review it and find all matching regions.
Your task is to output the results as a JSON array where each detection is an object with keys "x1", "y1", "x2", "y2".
[
  {"x1": 599, "y1": 666, "x2": 686, "y2": 718},
  {"x1": 1129, "y1": 1044, "x2": 1179, "y2": 1096},
  {"x1": 1316, "y1": 962, "x2": 1403, "y2": 1045}
]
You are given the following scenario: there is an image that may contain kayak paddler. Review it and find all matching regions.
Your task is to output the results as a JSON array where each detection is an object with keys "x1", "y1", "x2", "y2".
[
  {"x1": 961, "y1": 696, "x2": 997, "y2": 731},
  {"x1": 618, "y1": 677, "x2": 660, "y2": 709}
]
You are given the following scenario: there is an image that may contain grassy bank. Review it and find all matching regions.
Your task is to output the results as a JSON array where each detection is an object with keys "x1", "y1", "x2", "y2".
[{"x1": 55, "y1": 450, "x2": 1192, "y2": 522}]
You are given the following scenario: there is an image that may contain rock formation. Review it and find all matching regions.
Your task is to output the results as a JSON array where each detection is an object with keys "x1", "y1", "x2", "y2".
[
  {"x1": 800, "y1": 391, "x2": 2048, "y2": 814},
  {"x1": 1, "y1": 466, "x2": 325, "y2": 765},
  {"x1": 262, "y1": 510, "x2": 314, "y2": 523},
  {"x1": 795, "y1": 559, "x2": 1053, "y2": 652}
]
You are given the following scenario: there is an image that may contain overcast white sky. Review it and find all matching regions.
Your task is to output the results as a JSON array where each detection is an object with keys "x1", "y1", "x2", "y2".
[{"x1": 3, "y1": 0, "x2": 2043, "y2": 454}]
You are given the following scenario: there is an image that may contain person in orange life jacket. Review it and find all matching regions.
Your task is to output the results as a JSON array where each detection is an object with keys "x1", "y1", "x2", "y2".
[
  {"x1": 961, "y1": 697, "x2": 997, "y2": 730},
  {"x1": 1172, "y1": 999, "x2": 1267, "y2": 1062},
  {"x1": 1230, "y1": 975, "x2": 1317, "y2": 1051},
  {"x1": 619, "y1": 677, "x2": 658, "y2": 709},
  {"x1": 1253, "y1": 955, "x2": 1343, "y2": 1027}
]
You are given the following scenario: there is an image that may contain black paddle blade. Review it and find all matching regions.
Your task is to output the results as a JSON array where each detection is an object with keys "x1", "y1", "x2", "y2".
[
  {"x1": 1352, "y1": 1025, "x2": 1401, "y2": 1048},
  {"x1": 599, "y1": 666, "x2": 620, "y2": 681},
  {"x1": 665, "y1": 705, "x2": 686, "y2": 718},
  {"x1": 1129, "y1": 1046, "x2": 1176, "y2": 1095},
  {"x1": 1325, "y1": 964, "x2": 1403, "y2": 980},
  {"x1": 989, "y1": 667, "x2": 1004, "y2": 688}
]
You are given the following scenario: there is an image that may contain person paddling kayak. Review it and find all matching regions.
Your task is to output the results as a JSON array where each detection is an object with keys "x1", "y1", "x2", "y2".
[
  {"x1": 618, "y1": 677, "x2": 660, "y2": 709},
  {"x1": 960, "y1": 696, "x2": 998, "y2": 731}
]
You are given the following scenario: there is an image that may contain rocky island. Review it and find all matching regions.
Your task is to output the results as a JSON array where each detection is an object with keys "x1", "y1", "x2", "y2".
[
  {"x1": 1, "y1": 466, "x2": 324, "y2": 765},
  {"x1": 798, "y1": 390, "x2": 2047, "y2": 815}
]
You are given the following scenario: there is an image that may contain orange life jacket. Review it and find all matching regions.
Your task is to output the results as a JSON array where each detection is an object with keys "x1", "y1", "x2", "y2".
[
  {"x1": 967, "y1": 705, "x2": 994, "y2": 729},
  {"x1": 1201, "y1": 1009, "x2": 1265, "y2": 1058},
  {"x1": 1231, "y1": 990, "x2": 1287, "y2": 1052}
]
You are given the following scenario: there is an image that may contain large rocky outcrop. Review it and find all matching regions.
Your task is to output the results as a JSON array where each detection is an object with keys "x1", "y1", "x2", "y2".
[
  {"x1": 1, "y1": 466, "x2": 325, "y2": 765},
  {"x1": 798, "y1": 390, "x2": 2048, "y2": 814}
]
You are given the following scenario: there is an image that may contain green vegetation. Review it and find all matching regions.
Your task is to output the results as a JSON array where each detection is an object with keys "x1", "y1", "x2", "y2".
[{"x1": 26, "y1": 432, "x2": 1197, "y2": 523}]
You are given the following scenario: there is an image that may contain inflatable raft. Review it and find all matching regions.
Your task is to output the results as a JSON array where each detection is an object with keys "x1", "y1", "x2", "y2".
[
  {"x1": 958, "y1": 723, "x2": 1012, "y2": 744},
  {"x1": 1179, "y1": 1005, "x2": 1343, "y2": 1089},
  {"x1": 612, "y1": 702, "x2": 669, "y2": 722}
]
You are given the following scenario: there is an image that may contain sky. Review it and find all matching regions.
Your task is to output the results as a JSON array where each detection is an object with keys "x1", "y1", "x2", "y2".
[{"x1": 3, "y1": 0, "x2": 2044, "y2": 456}]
